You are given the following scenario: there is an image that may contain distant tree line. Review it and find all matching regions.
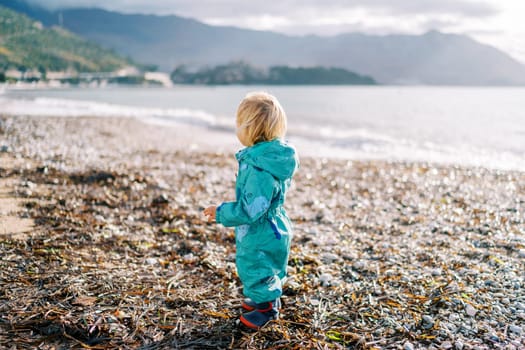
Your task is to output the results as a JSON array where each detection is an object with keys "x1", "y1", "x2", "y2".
[{"x1": 171, "y1": 61, "x2": 377, "y2": 85}]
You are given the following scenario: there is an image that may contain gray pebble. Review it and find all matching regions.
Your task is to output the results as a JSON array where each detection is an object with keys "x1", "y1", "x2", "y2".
[
  {"x1": 145, "y1": 257, "x2": 157, "y2": 265},
  {"x1": 182, "y1": 253, "x2": 195, "y2": 263},
  {"x1": 94, "y1": 215, "x2": 106, "y2": 223},
  {"x1": 484, "y1": 279, "x2": 497, "y2": 287},
  {"x1": 353, "y1": 260, "x2": 366, "y2": 271},
  {"x1": 422, "y1": 314, "x2": 433, "y2": 323},
  {"x1": 508, "y1": 325, "x2": 522, "y2": 335},
  {"x1": 449, "y1": 313, "x2": 460, "y2": 322},
  {"x1": 422, "y1": 315, "x2": 434, "y2": 329},
  {"x1": 441, "y1": 321, "x2": 456, "y2": 333},
  {"x1": 465, "y1": 304, "x2": 477, "y2": 317},
  {"x1": 518, "y1": 249, "x2": 525, "y2": 258},
  {"x1": 0, "y1": 145, "x2": 9, "y2": 153},
  {"x1": 454, "y1": 340, "x2": 463, "y2": 350},
  {"x1": 488, "y1": 334, "x2": 500, "y2": 342},
  {"x1": 451, "y1": 298, "x2": 463, "y2": 306},
  {"x1": 441, "y1": 341, "x2": 453, "y2": 349},
  {"x1": 319, "y1": 273, "x2": 333, "y2": 286},
  {"x1": 403, "y1": 341, "x2": 414, "y2": 350},
  {"x1": 321, "y1": 252, "x2": 339, "y2": 264},
  {"x1": 431, "y1": 268, "x2": 442, "y2": 276},
  {"x1": 330, "y1": 279, "x2": 342, "y2": 287}
]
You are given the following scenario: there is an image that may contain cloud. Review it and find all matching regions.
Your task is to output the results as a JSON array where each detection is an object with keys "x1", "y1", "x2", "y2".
[
  {"x1": 26, "y1": 0, "x2": 499, "y2": 19},
  {"x1": 25, "y1": 0, "x2": 502, "y2": 40}
]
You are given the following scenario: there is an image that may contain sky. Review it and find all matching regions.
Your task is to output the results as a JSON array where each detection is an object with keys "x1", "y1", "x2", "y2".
[{"x1": 27, "y1": 0, "x2": 525, "y2": 63}]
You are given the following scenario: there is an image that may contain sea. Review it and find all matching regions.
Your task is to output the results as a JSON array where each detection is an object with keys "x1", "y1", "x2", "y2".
[{"x1": 1, "y1": 85, "x2": 524, "y2": 171}]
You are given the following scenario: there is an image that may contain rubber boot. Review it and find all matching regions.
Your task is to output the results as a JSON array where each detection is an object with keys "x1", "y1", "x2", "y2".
[
  {"x1": 240, "y1": 299, "x2": 280, "y2": 330},
  {"x1": 241, "y1": 298, "x2": 257, "y2": 311}
]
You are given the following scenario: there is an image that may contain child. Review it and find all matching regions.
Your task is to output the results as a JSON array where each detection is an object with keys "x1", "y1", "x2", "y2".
[{"x1": 203, "y1": 91, "x2": 299, "y2": 330}]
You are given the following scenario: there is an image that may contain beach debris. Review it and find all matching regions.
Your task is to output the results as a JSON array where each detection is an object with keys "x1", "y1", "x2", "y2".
[
  {"x1": 151, "y1": 193, "x2": 170, "y2": 206},
  {"x1": 1, "y1": 115, "x2": 524, "y2": 349}
]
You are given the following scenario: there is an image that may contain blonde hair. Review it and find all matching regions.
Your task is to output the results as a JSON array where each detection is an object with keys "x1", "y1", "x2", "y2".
[{"x1": 236, "y1": 91, "x2": 287, "y2": 146}]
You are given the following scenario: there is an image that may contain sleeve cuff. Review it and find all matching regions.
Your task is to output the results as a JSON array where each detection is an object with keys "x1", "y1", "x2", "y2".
[{"x1": 215, "y1": 203, "x2": 224, "y2": 224}]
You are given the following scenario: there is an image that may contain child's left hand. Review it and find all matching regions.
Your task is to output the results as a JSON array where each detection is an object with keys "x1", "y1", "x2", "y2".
[{"x1": 203, "y1": 206, "x2": 217, "y2": 222}]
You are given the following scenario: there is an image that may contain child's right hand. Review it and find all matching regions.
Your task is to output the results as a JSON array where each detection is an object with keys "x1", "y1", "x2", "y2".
[{"x1": 203, "y1": 206, "x2": 217, "y2": 222}]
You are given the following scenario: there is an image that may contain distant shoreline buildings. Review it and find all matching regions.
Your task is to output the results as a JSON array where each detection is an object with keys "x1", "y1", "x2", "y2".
[{"x1": 1, "y1": 66, "x2": 173, "y2": 87}]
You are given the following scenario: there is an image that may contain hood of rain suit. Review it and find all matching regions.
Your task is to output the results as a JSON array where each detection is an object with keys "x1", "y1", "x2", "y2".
[{"x1": 236, "y1": 139, "x2": 298, "y2": 181}]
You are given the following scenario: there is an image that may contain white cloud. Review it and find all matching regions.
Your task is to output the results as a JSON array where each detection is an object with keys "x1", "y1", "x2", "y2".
[{"x1": 26, "y1": 0, "x2": 498, "y2": 18}]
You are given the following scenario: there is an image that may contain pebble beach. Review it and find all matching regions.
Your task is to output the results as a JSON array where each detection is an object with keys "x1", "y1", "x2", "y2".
[{"x1": 0, "y1": 115, "x2": 524, "y2": 349}]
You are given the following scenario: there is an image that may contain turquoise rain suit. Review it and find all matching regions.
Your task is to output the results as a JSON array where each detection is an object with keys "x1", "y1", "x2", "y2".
[{"x1": 216, "y1": 139, "x2": 299, "y2": 303}]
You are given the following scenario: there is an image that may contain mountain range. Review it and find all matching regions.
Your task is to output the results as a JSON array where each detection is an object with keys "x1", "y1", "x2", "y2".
[{"x1": 2, "y1": 0, "x2": 525, "y2": 85}]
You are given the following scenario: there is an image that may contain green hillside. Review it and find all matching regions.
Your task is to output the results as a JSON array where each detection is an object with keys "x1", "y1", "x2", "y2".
[
  {"x1": 0, "y1": 5, "x2": 132, "y2": 73},
  {"x1": 171, "y1": 61, "x2": 377, "y2": 85}
]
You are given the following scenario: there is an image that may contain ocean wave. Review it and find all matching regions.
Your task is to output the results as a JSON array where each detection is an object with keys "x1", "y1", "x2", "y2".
[
  {"x1": 289, "y1": 131, "x2": 525, "y2": 171},
  {"x1": 290, "y1": 124, "x2": 402, "y2": 151},
  {"x1": 2, "y1": 93, "x2": 523, "y2": 171},
  {"x1": 0, "y1": 96, "x2": 218, "y2": 128}
]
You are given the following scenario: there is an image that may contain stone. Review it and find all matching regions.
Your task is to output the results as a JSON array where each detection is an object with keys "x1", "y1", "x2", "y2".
[
  {"x1": 353, "y1": 260, "x2": 366, "y2": 271},
  {"x1": 403, "y1": 341, "x2": 414, "y2": 350},
  {"x1": 431, "y1": 268, "x2": 442, "y2": 276},
  {"x1": 319, "y1": 273, "x2": 333, "y2": 287},
  {"x1": 321, "y1": 252, "x2": 339, "y2": 264},
  {"x1": 465, "y1": 304, "x2": 477, "y2": 317},
  {"x1": 441, "y1": 341, "x2": 453, "y2": 349},
  {"x1": 145, "y1": 258, "x2": 157, "y2": 265},
  {"x1": 422, "y1": 315, "x2": 434, "y2": 329},
  {"x1": 508, "y1": 325, "x2": 522, "y2": 335},
  {"x1": 182, "y1": 253, "x2": 196, "y2": 263}
]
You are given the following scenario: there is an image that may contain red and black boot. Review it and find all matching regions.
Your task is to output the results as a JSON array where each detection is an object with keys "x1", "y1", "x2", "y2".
[
  {"x1": 240, "y1": 299, "x2": 281, "y2": 330},
  {"x1": 241, "y1": 298, "x2": 257, "y2": 311}
]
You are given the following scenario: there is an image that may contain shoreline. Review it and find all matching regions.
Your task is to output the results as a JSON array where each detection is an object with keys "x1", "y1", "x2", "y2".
[
  {"x1": 2, "y1": 112, "x2": 525, "y2": 174},
  {"x1": 1, "y1": 115, "x2": 524, "y2": 349},
  {"x1": 2, "y1": 86, "x2": 525, "y2": 173}
]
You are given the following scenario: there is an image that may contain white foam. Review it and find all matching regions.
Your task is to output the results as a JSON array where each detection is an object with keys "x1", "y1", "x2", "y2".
[
  {"x1": 0, "y1": 95, "x2": 217, "y2": 127},
  {"x1": 290, "y1": 132, "x2": 525, "y2": 171},
  {"x1": 2, "y1": 93, "x2": 524, "y2": 172}
]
